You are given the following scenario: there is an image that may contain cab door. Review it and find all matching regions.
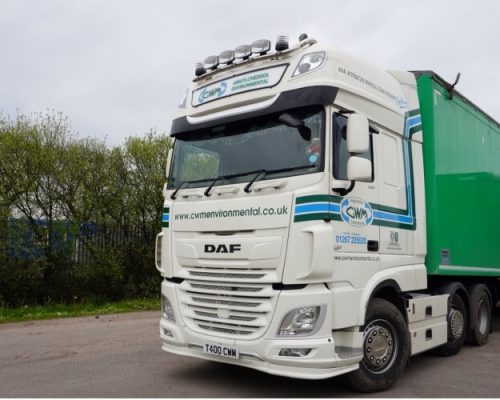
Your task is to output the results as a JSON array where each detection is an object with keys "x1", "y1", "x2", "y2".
[{"x1": 329, "y1": 111, "x2": 380, "y2": 283}]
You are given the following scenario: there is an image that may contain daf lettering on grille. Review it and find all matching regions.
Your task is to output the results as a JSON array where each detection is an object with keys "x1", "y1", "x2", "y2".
[{"x1": 204, "y1": 244, "x2": 242, "y2": 253}]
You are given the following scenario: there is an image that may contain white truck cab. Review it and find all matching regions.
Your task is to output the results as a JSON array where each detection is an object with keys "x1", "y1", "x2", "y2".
[{"x1": 156, "y1": 34, "x2": 484, "y2": 392}]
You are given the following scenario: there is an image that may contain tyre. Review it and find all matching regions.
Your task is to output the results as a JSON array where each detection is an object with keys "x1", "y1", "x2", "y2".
[
  {"x1": 468, "y1": 284, "x2": 491, "y2": 346},
  {"x1": 347, "y1": 298, "x2": 410, "y2": 393},
  {"x1": 435, "y1": 293, "x2": 467, "y2": 356}
]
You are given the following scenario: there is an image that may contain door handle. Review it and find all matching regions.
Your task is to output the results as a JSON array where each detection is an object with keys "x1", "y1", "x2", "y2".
[{"x1": 367, "y1": 240, "x2": 379, "y2": 252}]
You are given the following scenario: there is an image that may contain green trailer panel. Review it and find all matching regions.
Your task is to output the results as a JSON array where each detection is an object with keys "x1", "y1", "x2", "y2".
[{"x1": 416, "y1": 73, "x2": 500, "y2": 276}]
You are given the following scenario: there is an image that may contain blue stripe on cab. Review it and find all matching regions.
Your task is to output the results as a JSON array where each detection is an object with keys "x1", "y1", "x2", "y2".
[
  {"x1": 373, "y1": 210, "x2": 413, "y2": 224},
  {"x1": 295, "y1": 203, "x2": 331, "y2": 214}
]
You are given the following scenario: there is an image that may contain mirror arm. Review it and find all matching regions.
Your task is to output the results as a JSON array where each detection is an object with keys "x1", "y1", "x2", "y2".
[{"x1": 334, "y1": 180, "x2": 355, "y2": 196}]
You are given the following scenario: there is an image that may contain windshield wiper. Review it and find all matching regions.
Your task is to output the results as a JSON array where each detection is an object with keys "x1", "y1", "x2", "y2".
[
  {"x1": 204, "y1": 169, "x2": 266, "y2": 197},
  {"x1": 202, "y1": 164, "x2": 317, "y2": 197},
  {"x1": 243, "y1": 170, "x2": 267, "y2": 193},
  {"x1": 170, "y1": 181, "x2": 189, "y2": 200},
  {"x1": 171, "y1": 178, "x2": 212, "y2": 200},
  {"x1": 244, "y1": 164, "x2": 317, "y2": 193}
]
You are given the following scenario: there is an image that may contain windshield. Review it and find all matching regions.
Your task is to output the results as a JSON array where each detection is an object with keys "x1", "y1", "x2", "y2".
[{"x1": 168, "y1": 105, "x2": 324, "y2": 189}]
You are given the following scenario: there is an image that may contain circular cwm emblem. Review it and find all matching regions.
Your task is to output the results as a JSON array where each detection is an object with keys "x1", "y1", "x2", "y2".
[{"x1": 340, "y1": 197, "x2": 373, "y2": 227}]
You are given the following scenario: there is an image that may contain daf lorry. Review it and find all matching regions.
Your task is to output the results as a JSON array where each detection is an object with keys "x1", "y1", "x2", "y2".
[{"x1": 156, "y1": 34, "x2": 500, "y2": 392}]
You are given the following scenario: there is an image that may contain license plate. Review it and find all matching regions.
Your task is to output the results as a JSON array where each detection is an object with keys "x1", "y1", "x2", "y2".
[{"x1": 202, "y1": 343, "x2": 239, "y2": 359}]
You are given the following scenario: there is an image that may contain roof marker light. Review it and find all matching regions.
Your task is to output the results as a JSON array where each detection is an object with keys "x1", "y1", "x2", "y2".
[
  {"x1": 234, "y1": 44, "x2": 251, "y2": 60},
  {"x1": 219, "y1": 50, "x2": 235, "y2": 65},
  {"x1": 251, "y1": 39, "x2": 271, "y2": 56},
  {"x1": 203, "y1": 55, "x2": 219, "y2": 70},
  {"x1": 299, "y1": 33, "x2": 308, "y2": 41},
  {"x1": 275, "y1": 33, "x2": 289, "y2": 52}
]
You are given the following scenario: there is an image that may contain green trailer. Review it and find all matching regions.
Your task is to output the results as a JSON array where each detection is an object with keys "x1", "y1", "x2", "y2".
[{"x1": 416, "y1": 72, "x2": 500, "y2": 277}]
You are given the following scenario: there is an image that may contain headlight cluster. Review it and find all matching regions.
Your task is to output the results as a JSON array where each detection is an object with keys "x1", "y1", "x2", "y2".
[
  {"x1": 277, "y1": 305, "x2": 324, "y2": 336},
  {"x1": 161, "y1": 294, "x2": 176, "y2": 323}
]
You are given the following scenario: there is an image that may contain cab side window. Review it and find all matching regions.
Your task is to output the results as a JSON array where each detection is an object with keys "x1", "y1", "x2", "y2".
[{"x1": 332, "y1": 113, "x2": 373, "y2": 181}]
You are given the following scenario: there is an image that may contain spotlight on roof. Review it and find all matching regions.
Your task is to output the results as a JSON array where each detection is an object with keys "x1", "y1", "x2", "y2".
[
  {"x1": 219, "y1": 50, "x2": 235, "y2": 65},
  {"x1": 203, "y1": 55, "x2": 219, "y2": 70},
  {"x1": 234, "y1": 44, "x2": 251, "y2": 61},
  {"x1": 251, "y1": 39, "x2": 271, "y2": 56}
]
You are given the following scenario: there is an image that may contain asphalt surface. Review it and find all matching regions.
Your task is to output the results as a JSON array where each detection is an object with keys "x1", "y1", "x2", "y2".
[{"x1": 1, "y1": 308, "x2": 500, "y2": 397}]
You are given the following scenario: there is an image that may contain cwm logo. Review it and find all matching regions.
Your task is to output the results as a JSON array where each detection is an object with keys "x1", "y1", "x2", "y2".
[
  {"x1": 198, "y1": 81, "x2": 227, "y2": 103},
  {"x1": 340, "y1": 197, "x2": 373, "y2": 227}
]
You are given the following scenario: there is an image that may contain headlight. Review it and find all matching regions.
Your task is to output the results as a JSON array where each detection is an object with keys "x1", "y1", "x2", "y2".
[
  {"x1": 161, "y1": 294, "x2": 176, "y2": 323},
  {"x1": 277, "y1": 305, "x2": 324, "y2": 336},
  {"x1": 292, "y1": 51, "x2": 326, "y2": 78}
]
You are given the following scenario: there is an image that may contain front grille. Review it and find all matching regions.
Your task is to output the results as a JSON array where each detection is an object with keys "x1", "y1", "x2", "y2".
[
  {"x1": 197, "y1": 325, "x2": 254, "y2": 336},
  {"x1": 194, "y1": 310, "x2": 256, "y2": 322},
  {"x1": 190, "y1": 283, "x2": 263, "y2": 293},
  {"x1": 191, "y1": 296, "x2": 260, "y2": 308},
  {"x1": 189, "y1": 271, "x2": 266, "y2": 280},
  {"x1": 179, "y1": 280, "x2": 276, "y2": 339}
]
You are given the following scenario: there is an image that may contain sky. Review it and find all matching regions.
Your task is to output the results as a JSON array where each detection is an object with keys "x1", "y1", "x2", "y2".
[{"x1": 1, "y1": 0, "x2": 499, "y2": 146}]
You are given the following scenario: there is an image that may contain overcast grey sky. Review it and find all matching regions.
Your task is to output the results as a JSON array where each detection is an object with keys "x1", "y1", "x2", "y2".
[{"x1": 1, "y1": 0, "x2": 499, "y2": 145}]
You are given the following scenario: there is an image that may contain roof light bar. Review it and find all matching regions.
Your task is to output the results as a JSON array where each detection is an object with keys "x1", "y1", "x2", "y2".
[
  {"x1": 219, "y1": 50, "x2": 235, "y2": 65},
  {"x1": 203, "y1": 55, "x2": 219, "y2": 70},
  {"x1": 251, "y1": 39, "x2": 271, "y2": 56},
  {"x1": 234, "y1": 44, "x2": 251, "y2": 60}
]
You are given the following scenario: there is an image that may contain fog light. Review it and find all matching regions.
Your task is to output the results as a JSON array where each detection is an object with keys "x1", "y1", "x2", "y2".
[
  {"x1": 163, "y1": 328, "x2": 174, "y2": 338},
  {"x1": 279, "y1": 348, "x2": 312, "y2": 357},
  {"x1": 161, "y1": 294, "x2": 176, "y2": 323}
]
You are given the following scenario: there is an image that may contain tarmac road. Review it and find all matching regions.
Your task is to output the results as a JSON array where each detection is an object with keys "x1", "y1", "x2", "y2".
[{"x1": 1, "y1": 308, "x2": 499, "y2": 397}]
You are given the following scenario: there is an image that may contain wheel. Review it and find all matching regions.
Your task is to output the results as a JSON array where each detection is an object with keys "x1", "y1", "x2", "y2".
[
  {"x1": 347, "y1": 298, "x2": 410, "y2": 393},
  {"x1": 435, "y1": 293, "x2": 467, "y2": 356},
  {"x1": 468, "y1": 284, "x2": 491, "y2": 346}
]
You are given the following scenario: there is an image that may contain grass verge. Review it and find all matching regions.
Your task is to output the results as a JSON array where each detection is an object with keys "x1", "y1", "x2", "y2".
[{"x1": 0, "y1": 298, "x2": 160, "y2": 324}]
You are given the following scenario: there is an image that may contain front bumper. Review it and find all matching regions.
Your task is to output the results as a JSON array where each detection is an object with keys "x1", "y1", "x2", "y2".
[{"x1": 159, "y1": 281, "x2": 362, "y2": 380}]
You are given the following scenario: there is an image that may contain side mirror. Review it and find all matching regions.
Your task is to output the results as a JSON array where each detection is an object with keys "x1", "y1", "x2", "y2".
[
  {"x1": 347, "y1": 156, "x2": 372, "y2": 182},
  {"x1": 166, "y1": 148, "x2": 173, "y2": 178},
  {"x1": 346, "y1": 113, "x2": 369, "y2": 154}
]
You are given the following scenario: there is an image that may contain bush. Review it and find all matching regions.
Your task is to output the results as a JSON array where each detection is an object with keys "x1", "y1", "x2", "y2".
[{"x1": 0, "y1": 112, "x2": 171, "y2": 307}]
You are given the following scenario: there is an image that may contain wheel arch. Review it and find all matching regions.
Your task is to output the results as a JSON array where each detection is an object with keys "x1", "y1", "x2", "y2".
[
  {"x1": 358, "y1": 279, "x2": 405, "y2": 326},
  {"x1": 358, "y1": 265, "x2": 426, "y2": 326}
]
